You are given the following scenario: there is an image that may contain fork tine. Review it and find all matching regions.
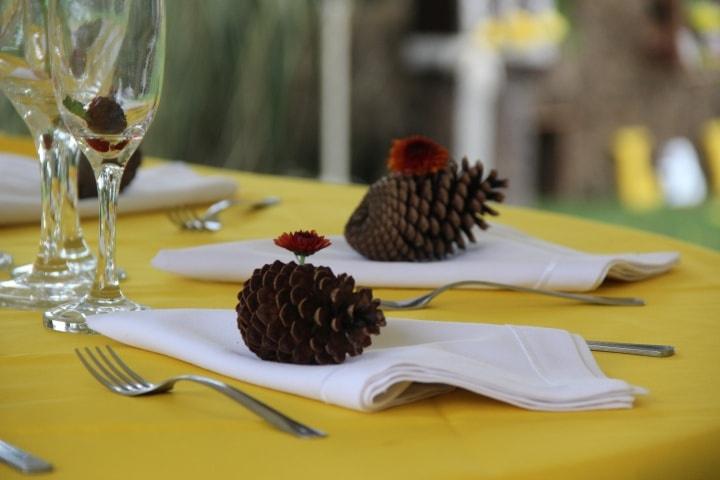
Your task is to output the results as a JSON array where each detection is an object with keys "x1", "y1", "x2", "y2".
[
  {"x1": 83, "y1": 347, "x2": 129, "y2": 391},
  {"x1": 95, "y1": 346, "x2": 145, "y2": 388},
  {"x1": 178, "y1": 208, "x2": 196, "y2": 226},
  {"x1": 177, "y1": 207, "x2": 202, "y2": 230},
  {"x1": 182, "y1": 206, "x2": 200, "y2": 222},
  {"x1": 105, "y1": 345, "x2": 152, "y2": 387},
  {"x1": 168, "y1": 206, "x2": 197, "y2": 228},
  {"x1": 168, "y1": 203, "x2": 227, "y2": 231},
  {"x1": 75, "y1": 348, "x2": 121, "y2": 392}
]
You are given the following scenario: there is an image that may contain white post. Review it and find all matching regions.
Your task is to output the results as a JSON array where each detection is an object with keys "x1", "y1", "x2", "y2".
[
  {"x1": 453, "y1": 41, "x2": 503, "y2": 169},
  {"x1": 319, "y1": 0, "x2": 352, "y2": 183},
  {"x1": 453, "y1": 0, "x2": 503, "y2": 169}
]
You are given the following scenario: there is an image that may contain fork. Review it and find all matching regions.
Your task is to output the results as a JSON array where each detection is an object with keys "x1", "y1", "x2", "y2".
[
  {"x1": 75, "y1": 346, "x2": 325, "y2": 438},
  {"x1": 379, "y1": 280, "x2": 644, "y2": 309},
  {"x1": 167, "y1": 196, "x2": 280, "y2": 232}
]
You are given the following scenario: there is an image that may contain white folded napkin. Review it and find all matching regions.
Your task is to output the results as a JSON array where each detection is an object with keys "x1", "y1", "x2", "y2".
[
  {"x1": 0, "y1": 153, "x2": 237, "y2": 225},
  {"x1": 86, "y1": 308, "x2": 645, "y2": 412},
  {"x1": 151, "y1": 224, "x2": 679, "y2": 292}
]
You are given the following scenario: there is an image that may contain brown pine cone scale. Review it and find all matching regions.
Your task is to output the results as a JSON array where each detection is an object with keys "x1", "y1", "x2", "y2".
[
  {"x1": 344, "y1": 158, "x2": 507, "y2": 261},
  {"x1": 236, "y1": 260, "x2": 386, "y2": 365}
]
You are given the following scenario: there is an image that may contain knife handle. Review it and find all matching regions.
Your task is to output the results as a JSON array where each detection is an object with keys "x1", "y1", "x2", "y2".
[
  {"x1": 586, "y1": 340, "x2": 675, "y2": 357},
  {"x1": 0, "y1": 440, "x2": 53, "y2": 474}
]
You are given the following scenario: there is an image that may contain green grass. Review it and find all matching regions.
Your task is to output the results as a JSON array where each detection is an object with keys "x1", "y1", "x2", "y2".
[{"x1": 538, "y1": 198, "x2": 720, "y2": 251}]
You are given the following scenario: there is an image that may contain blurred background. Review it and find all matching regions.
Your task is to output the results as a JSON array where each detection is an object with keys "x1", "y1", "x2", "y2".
[{"x1": 1, "y1": 0, "x2": 719, "y2": 249}]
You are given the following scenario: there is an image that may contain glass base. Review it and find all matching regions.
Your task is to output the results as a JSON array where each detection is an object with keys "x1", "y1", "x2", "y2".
[
  {"x1": 14, "y1": 252, "x2": 96, "y2": 273},
  {"x1": 66, "y1": 255, "x2": 97, "y2": 276},
  {"x1": 62, "y1": 237, "x2": 95, "y2": 271},
  {"x1": 13, "y1": 262, "x2": 128, "y2": 282},
  {"x1": 43, "y1": 294, "x2": 146, "y2": 333},
  {"x1": 63, "y1": 245, "x2": 97, "y2": 277},
  {"x1": 0, "y1": 268, "x2": 88, "y2": 310},
  {"x1": 13, "y1": 261, "x2": 95, "y2": 283}
]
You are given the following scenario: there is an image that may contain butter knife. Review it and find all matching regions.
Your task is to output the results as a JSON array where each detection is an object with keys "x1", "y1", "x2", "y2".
[
  {"x1": 0, "y1": 439, "x2": 53, "y2": 474},
  {"x1": 586, "y1": 340, "x2": 675, "y2": 357}
]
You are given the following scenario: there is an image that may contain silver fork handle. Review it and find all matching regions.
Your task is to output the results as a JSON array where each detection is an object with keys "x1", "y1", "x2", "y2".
[
  {"x1": 203, "y1": 199, "x2": 236, "y2": 219},
  {"x1": 203, "y1": 196, "x2": 280, "y2": 220},
  {"x1": 436, "y1": 280, "x2": 644, "y2": 306},
  {"x1": 170, "y1": 375, "x2": 326, "y2": 438}
]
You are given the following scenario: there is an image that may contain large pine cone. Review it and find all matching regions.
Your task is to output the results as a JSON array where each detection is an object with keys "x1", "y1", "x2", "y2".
[
  {"x1": 344, "y1": 158, "x2": 507, "y2": 261},
  {"x1": 236, "y1": 260, "x2": 386, "y2": 365}
]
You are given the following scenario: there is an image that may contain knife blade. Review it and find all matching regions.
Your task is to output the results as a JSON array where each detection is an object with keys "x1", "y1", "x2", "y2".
[{"x1": 586, "y1": 340, "x2": 675, "y2": 357}]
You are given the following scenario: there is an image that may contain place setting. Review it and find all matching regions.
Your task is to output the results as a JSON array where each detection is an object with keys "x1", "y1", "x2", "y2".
[
  {"x1": 67, "y1": 222, "x2": 674, "y2": 453},
  {"x1": 80, "y1": 134, "x2": 682, "y2": 429},
  {"x1": 87, "y1": 223, "x2": 671, "y2": 412}
]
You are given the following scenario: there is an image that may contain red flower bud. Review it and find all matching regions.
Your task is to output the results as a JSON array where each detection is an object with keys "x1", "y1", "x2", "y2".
[
  {"x1": 387, "y1": 135, "x2": 449, "y2": 175},
  {"x1": 274, "y1": 230, "x2": 331, "y2": 258}
]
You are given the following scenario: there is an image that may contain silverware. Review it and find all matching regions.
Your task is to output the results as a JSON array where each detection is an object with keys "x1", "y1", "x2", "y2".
[
  {"x1": 586, "y1": 340, "x2": 674, "y2": 357},
  {"x1": 0, "y1": 439, "x2": 53, "y2": 474},
  {"x1": 379, "y1": 280, "x2": 644, "y2": 309},
  {"x1": 167, "y1": 196, "x2": 281, "y2": 232},
  {"x1": 75, "y1": 346, "x2": 325, "y2": 438}
]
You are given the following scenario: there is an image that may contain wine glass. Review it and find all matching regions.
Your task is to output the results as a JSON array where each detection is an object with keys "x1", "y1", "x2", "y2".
[
  {"x1": 43, "y1": 0, "x2": 165, "y2": 332},
  {"x1": 0, "y1": 0, "x2": 88, "y2": 309},
  {"x1": 10, "y1": 132, "x2": 97, "y2": 278}
]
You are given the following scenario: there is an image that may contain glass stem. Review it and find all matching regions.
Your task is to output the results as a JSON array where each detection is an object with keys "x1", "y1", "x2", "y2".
[
  {"x1": 59, "y1": 134, "x2": 93, "y2": 265},
  {"x1": 90, "y1": 163, "x2": 124, "y2": 300},
  {"x1": 32, "y1": 131, "x2": 68, "y2": 274}
]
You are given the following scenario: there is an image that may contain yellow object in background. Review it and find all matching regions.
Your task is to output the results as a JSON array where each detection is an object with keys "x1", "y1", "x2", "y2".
[
  {"x1": 702, "y1": 119, "x2": 720, "y2": 228},
  {"x1": 613, "y1": 127, "x2": 662, "y2": 211},
  {"x1": 702, "y1": 119, "x2": 720, "y2": 196},
  {"x1": 475, "y1": 7, "x2": 568, "y2": 52},
  {"x1": 688, "y1": 0, "x2": 720, "y2": 34}
]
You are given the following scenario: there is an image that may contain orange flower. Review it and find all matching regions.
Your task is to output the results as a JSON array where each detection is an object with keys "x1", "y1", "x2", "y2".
[
  {"x1": 274, "y1": 230, "x2": 331, "y2": 264},
  {"x1": 387, "y1": 135, "x2": 449, "y2": 175}
]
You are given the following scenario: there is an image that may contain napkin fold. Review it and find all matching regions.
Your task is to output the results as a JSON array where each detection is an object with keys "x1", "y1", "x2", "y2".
[
  {"x1": 0, "y1": 153, "x2": 237, "y2": 225},
  {"x1": 151, "y1": 224, "x2": 679, "y2": 292},
  {"x1": 86, "y1": 308, "x2": 645, "y2": 412}
]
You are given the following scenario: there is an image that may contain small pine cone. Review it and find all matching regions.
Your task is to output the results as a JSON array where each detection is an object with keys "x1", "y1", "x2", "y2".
[
  {"x1": 236, "y1": 260, "x2": 386, "y2": 365},
  {"x1": 85, "y1": 96, "x2": 127, "y2": 134},
  {"x1": 344, "y1": 158, "x2": 507, "y2": 261}
]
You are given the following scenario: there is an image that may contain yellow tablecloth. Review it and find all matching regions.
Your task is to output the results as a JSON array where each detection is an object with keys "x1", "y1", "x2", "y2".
[{"x1": 1, "y1": 136, "x2": 719, "y2": 479}]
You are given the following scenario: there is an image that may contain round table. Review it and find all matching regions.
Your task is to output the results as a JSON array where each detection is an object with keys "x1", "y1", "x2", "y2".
[{"x1": 1, "y1": 137, "x2": 719, "y2": 479}]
